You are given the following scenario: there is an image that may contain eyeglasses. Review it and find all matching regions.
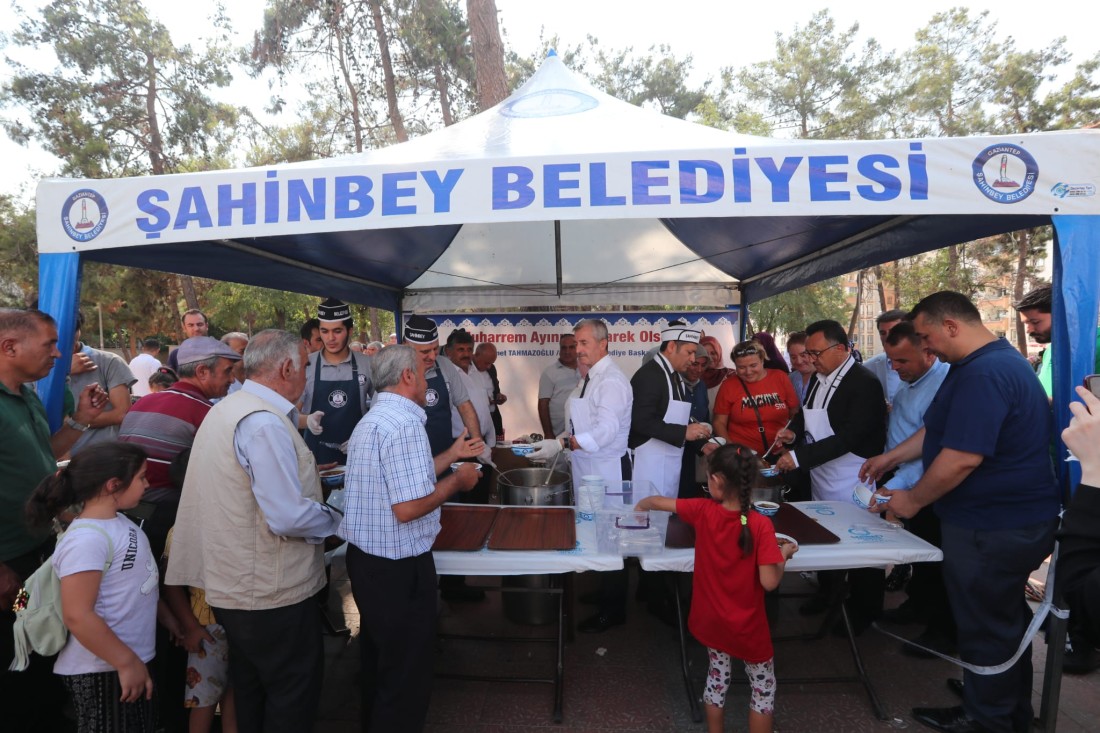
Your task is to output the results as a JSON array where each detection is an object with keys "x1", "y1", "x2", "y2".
[
  {"x1": 805, "y1": 343, "x2": 843, "y2": 359},
  {"x1": 732, "y1": 346, "x2": 760, "y2": 358}
]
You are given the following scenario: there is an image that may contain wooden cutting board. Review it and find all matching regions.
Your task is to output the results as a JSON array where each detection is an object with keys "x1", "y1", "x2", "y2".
[
  {"x1": 432, "y1": 505, "x2": 500, "y2": 551},
  {"x1": 664, "y1": 504, "x2": 840, "y2": 548},
  {"x1": 487, "y1": 507, "x2": 576, "y2": 551},
  {"x1": 772, "y1": 503, "x2": 840, "y2": 545}
]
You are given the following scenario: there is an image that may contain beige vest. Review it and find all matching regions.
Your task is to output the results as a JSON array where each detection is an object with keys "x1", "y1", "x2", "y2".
[{"x1": 165, "y1": 389, "x2": 326, "y2": 610}]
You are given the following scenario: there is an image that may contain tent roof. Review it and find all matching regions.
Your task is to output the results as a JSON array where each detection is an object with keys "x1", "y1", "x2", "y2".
[{"x1": 36, "y1": 53, "x2": 1099, "y2": 310}]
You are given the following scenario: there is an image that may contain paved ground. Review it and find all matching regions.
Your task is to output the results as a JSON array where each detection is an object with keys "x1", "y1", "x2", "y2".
[{"x1": 313, "y1": 553, "x2": 1100, "y2": 732}]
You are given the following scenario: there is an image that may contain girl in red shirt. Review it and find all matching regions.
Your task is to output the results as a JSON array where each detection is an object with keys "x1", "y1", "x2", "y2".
[{"x1": 637, "y1": 443, "x2": 797, "y2": 733}]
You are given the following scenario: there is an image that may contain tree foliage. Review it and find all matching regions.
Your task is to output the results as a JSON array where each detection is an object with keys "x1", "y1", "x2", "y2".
[{"x1": 749, "y1": 279, "x2": 848, "y2": 336}]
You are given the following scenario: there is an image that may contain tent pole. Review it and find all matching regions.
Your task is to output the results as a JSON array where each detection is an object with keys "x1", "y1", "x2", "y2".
[
  {"x1": 37, "y1": 252, "x2": 84, "y2": 432},
  {"x1": 554, "y1": 220, "x2": 563, "y2": 297}
]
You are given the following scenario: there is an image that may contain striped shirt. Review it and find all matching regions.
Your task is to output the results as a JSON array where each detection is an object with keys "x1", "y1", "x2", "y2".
[
  {"x1": 339, "y1": 392, "x2": 438, "y2": 559},
  {"x1": 118, "y1": 381, "x2": 212, "y2": 502}
]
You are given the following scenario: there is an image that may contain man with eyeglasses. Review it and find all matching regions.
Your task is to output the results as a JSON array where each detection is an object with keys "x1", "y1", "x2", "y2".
[{"x1": 774, "y1": 319, "x2": 887, "y2": 632}]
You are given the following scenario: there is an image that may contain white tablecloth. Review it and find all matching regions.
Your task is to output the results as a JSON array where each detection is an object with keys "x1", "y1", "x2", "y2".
[
  {"x1": 433, "y1": 504, "x2": 625, "y2": 576},
  {"x1": 640, "y1": 501, "x2": 943, "y2": 573}
]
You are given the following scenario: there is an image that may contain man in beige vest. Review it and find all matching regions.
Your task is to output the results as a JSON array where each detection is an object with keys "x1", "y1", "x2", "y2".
[{"x1": 166, "y1": 329, "x2": 341, "y2": 733}]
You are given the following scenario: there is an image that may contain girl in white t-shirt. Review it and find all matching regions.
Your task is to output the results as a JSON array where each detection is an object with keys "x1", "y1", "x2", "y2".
[{"x1": 26, "y1": 443, "x2": 172, "y2": 733}]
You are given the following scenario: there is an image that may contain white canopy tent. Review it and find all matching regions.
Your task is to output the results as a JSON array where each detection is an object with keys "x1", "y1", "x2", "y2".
[{"x1": 34, "y1": 53, "x2": 1100, "y2": 478}]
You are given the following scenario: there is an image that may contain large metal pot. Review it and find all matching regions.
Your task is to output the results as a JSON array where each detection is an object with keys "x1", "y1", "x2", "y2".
[
  {"x1": 497, "y1": 468, "x2": 572, "y2": 506},
  {"x1": 496, "y1": 467, "x2": 572, "y2": 626},
  {"x1": 752, "y1": 468, "x2": 789, "y2": 504}
]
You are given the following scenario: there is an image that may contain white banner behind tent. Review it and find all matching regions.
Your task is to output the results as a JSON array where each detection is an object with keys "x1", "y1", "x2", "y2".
[{"x1": 417, "y1": 310, "x2": 741, "y2": 438}]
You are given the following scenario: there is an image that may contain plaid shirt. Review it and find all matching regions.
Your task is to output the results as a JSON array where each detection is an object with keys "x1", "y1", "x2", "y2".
[{"x1": 338, "y1": 392, "x2": 438, "y2": 558}]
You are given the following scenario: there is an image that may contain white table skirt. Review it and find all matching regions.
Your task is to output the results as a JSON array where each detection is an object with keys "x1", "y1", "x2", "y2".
[
  {"x1": 433, "y1": 504, "x2": 625, "y2": 576},
  {"x1": 640, "y1": 501, "x2": 943, "y2": 573}
]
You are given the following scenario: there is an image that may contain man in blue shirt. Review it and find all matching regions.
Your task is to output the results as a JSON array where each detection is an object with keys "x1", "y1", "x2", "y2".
[
  {"x1": 879, "y1": 320, "x2": 952, "y2": 658},
  {"x1": 340, "y1": 345, "x2": 479, "y2": 732},
  {"x1": 863, "y1": 292, "x2": 1060, "y2": 733}
]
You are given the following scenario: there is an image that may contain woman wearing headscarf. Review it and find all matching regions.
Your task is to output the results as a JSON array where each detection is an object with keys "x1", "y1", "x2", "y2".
[
  {"x1": 699, "y1": 335, "x2": 731, "y2": 414},
  {"x1": 752, "y1": 332, "x2": 790, "y2": 373}
]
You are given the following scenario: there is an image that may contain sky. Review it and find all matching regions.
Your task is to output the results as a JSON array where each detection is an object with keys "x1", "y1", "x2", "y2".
[{"x1": 1, "y1": 0, "x2": 1097, "y2": 201}]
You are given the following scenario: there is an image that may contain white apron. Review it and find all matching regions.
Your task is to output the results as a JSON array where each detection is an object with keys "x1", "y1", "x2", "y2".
[
  {"x1": 632, "y1": 365, "x2": 691, "y2": 501},
  {"x1": 567, "y1": 397, "x2": 626, "y2": 509},
  {"x1": 803, "y1": 357, "x2": 865, "y2": 502}
]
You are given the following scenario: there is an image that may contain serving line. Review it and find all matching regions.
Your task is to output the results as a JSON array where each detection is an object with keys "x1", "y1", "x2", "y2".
[
  {"x1": 640, "y1": 501, "x2": 943, "y2": 722},
  {"x1": 432, "y1": 504, "x2": 624, "y2": 723}
]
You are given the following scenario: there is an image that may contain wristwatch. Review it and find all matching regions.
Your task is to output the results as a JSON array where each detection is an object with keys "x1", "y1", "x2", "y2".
[{"x1": 64, "y1": 416, "x2": 90, "y2": 432}]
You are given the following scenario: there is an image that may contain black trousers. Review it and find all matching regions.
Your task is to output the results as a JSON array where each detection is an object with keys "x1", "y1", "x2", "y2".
[
  {"x1": 906, "y1": 504, "x2": 956, "y2": 637},
  {"x1": 347, "y1": 545, "x2": 437, "y2": 733},
  {"x1": 942, "y1": 518, "x2": 1057, "y2": 733},
  {"x1": 212, "y1": 598, "x2": 325, "y2": 733}
]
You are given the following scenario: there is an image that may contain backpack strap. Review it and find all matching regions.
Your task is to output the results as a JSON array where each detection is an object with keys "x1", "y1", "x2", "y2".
[{"x1": 65, "y1": 521, "x2": 115, "y2": 573}]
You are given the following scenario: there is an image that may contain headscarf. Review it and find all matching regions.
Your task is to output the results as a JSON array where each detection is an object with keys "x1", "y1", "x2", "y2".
[
  {"x1": 699, "y1": 335, "x2": 730, "y2": 389},
  {"x1": 752, "y1": 331, "x2": 790, "y2": 374}
]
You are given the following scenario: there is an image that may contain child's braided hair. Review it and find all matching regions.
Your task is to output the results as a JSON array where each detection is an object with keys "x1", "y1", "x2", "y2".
[{"x1": 706, "y1": 442, "x2": 761, "y2": 557}]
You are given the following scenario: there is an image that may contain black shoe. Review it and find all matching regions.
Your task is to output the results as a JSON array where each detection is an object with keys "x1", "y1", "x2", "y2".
[
  {"x1": 881, "y1": 602, "x2": 924, "y2": 626},
  {"x1": 578, "y1": 590, "x2": 601, "y2": 605},
  {"x1": 441, "y1": 586, "x2": 486, "y2": 602},
  {"x1": 946, "y1": 678, "x2": 964, "y2": 700},
  {"x1": 799, "y1": 595, "x2": 829, "y2": 616},
  {"x1": 1063, "y1": 633, "x2": 1100, "y2": 675},
  {"x1": 912, "y1": 705, "x2": 990, "y2": 733},
  {"x1": 903, "y1": 629, "x2": 957, "y2": 659},
  {"x1": 885, "y1": 563, "x2": 912, "y2": 591},
  {"x1": 577, "y1": 611, "x2": 626, "y2": 633}
]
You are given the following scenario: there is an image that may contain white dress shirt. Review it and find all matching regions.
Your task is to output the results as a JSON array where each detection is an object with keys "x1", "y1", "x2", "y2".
[{"x1": 573, "y1": 354, "x2": 632, "y2": 459}]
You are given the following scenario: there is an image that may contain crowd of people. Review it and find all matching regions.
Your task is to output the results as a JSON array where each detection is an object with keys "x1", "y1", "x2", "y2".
[{"x1": 1, "y1": 285, "x2": 1098, "y2": 733}]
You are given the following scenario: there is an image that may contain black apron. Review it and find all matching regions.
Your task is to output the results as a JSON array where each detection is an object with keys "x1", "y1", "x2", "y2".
[
  {"x1": 424, "y1": 365, "x2": 453, "y2": 458},
  {"x1": 304, "y1": 354, "x2": 364, "y2": 464}
]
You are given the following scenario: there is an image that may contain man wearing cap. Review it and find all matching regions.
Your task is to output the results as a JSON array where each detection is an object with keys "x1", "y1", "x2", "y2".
[
  {"x1": 118, "y1": 334, "x2": 240, "y2": 733},
  {"x1": 404, "y1": 315, "x2": 484, "y2": 462},
  {"x1": 119, "y1": 335, "x2": 242, "y2": 557},
  {"x1": 299, "y1": 298, "x2": 375, "y2": 465},
  {"x1": 630, "y1": 320, "x2": 712, "y2": 500}
]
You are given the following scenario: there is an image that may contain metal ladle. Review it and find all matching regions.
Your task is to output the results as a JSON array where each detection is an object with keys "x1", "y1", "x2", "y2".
[{"x1": 539, "y1": 445, "x2": 565, "y2": 487}]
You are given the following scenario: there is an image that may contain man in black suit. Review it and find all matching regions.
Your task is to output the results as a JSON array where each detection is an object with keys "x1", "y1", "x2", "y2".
[
  {"x1": 775, "y1": 319, "x2": 887, "y2": 631},
  {"x1": 629, "y1": 321, "x2": 713, "y2": 501}
]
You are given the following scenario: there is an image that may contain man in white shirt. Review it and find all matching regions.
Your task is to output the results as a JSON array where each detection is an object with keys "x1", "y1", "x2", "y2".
[
  {"x1": 128, "y1": 338, "x2": 162, "y2": 398},
  {"x1": 538, "y1": 333, "x2": 580, "y2": 438},
  {"x1": 528, "y1": 319, "x2": 635, "y2": 632}
]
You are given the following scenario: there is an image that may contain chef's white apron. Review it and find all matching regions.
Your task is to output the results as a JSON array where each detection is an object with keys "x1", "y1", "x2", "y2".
[
  {"x1": 632, "y1": 366, "x2": 691, "y2": 501},
  {"x1": 567, "y1": 396, "x2": 626, "y2": 509},
  {"x1": 803, "y1": 358, "x2": 865, "y2": 502}
]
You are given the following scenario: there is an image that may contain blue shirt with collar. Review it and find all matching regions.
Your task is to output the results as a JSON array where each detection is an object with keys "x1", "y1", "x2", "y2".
[{"x1": 884, "y1": 358, "x2": 949, "y2": 489}]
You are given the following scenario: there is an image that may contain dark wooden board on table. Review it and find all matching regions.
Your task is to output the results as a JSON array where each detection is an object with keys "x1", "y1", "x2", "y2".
[
  {"x1": 772, "y1": 503, "x2": 840, "y2": 545},
  {"x1": 487, "y1": 507, "x2": 576, "y2": 551},
  {"x1": 432, "y1": 505, "x2": 500, "y2": 551},
  {"x1": 664, "y1": 504, "x2": 840, "y2": 548}
]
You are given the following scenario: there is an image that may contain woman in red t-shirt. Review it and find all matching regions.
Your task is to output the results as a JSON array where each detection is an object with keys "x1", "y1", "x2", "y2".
[
  {"x1": 637, "y1": 443, "x2": 797, "y2": 733},
  {"x1": 713, "y1": 341, "x2": 799, "y2": 457}
]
